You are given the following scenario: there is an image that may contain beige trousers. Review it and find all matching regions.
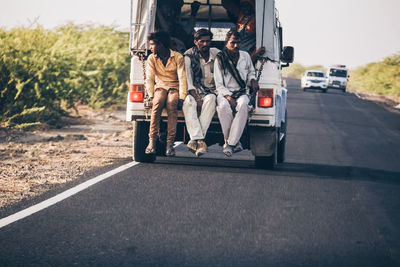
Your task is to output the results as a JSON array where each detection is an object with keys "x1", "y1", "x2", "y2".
[
  {"x1": 216, "y1": 94, "x2": 250, "y2": 146},
  {"x1": 148, "y1": 88, "x2": 179, "y2": 143},
  {"x1": 183, "y1": 94, "x2": 216, "y2": 140}
]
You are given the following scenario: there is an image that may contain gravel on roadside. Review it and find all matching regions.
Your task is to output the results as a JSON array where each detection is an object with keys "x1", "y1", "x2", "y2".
[{"x1": 0, "y1": 106, "x2": 132, "y2": 208}]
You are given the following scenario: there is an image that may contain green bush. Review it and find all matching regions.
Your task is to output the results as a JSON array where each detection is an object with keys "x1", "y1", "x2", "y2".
[
  {"x1": 0, "y1": 26, "x2": 73, "y2": 122},
  {"x1": 55, "y1": 24, "x2": 130, "y2": 108},
  {"x1": 0, "y1": 24, "x2": 130, "y2": 128},
  {"x1": 348, "y1": 53, "x2": 400, "y2": 99}
]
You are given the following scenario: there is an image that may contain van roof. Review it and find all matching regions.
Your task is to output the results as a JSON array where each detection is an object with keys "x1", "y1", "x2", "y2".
[
  {"x1": 328, "y1": 65, "x2": 348, "y2": 70},
  {"x1": 306, "y1": 70, "x2": 324, "y2": 73}
]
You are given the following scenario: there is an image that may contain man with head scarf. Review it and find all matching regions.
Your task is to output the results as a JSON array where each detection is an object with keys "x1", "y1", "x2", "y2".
[
  {"x1": 214, "y1": 30, "x2": 259, "y2": 157},
  {"x1": 222, "y1": 0, "x2": 265, "y2": 64}
]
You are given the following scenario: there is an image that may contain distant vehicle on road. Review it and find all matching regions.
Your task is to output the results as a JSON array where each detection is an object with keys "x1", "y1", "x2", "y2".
[
  {"x1": 326, "y1": 65, "x2": 349, "y2": 92},
  {"x1": 301, "y1": 70, "x2": 328, "y2": 92}
]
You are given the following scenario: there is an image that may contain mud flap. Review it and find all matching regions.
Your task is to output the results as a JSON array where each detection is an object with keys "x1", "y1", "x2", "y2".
[{"x1": 249, "y1": 127, "x2": 277, "y2": 157}]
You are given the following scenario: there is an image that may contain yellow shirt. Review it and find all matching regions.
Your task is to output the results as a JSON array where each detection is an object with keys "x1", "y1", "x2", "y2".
[{"x1": 146, "y1": 50, "x2": 188, "y2": 100}]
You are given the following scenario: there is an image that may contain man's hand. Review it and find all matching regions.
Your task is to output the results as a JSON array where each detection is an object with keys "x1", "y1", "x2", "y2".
[
  {"x1": 255, "y1": 47, "x2": 265, "y2": 58},
  {"x1": 250, "y1": 79, "x2": 260, "y2": 95},
  {"x1": 195, "y1": 98, "x2": 203, "y2": 113},
  {"x1": 225, "y1": 95, "x2": 237, "y2": 111},
  {"x1": 191, "y1": 1, "x2": 201, "y2": 16},
  {"x1": 178, "y1": 99, "x2": 184, "y2": 110},
  {"x1": 146, "y1": 97, "x2": 154, "y2": 108},
  {"x1": 189, "y1": 90, "x2": 203, "y2": 113},
  {"x1": 249, "y1": 80, "x2": 260, "y2": 106},
  {"x1": 251, "y1": 47, "x2": 266, "y2": 64}
]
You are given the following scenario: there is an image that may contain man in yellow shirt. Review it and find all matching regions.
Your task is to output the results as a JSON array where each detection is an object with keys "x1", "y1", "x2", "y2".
[{"x1": 145, "y1": 31, "x2": 187, "y2": 156}]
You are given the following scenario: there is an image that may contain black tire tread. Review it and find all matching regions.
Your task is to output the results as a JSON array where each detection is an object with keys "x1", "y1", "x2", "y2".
[{"x1": 132, "y1": 121, "x2": 156, "y2": 163}]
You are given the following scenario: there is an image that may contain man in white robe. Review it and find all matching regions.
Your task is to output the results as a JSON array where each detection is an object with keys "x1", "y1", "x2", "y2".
[{"x1": 214, "y1": 30, "x2": 259, "y2": 156}]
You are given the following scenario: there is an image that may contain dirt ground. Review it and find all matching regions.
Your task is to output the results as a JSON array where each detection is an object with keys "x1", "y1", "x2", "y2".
[
  {"x1": 0, "y1": 105, "x2": 132, "y2": 208},
  {"x1": 355, "y1": 92, "x2": 400, "y2": 114}
]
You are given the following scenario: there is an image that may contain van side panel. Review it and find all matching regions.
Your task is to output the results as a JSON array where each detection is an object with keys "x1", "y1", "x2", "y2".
[
  {"x1": 130, "y1": 0, "x2": 156, "y2": 51},
  {"x1": 256, "y1": 0, "x2": 277, "y2": 61}
]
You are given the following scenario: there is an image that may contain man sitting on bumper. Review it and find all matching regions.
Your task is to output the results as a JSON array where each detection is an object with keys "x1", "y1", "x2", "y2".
[
  {"x1": 214, "y1": 30, "x2": 259, "y2": 157},
  {"x1": 183, "y1": 29, "x2": 220, "y2": 157},
  {"x1": 145, "y1": 31, "x2": 187, "y2": 157}
]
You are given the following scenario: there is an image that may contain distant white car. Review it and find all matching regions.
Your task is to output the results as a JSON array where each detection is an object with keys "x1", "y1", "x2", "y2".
[
  {"x1": 326, "y1": 65, "x2": 348, "y2": 92},
  {"x1": 301, "y1": 70, "x2": 328, "y2": 92}
]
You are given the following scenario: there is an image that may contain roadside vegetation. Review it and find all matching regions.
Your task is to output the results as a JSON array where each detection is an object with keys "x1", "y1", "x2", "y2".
[
  {"x1": 0, "y1": 24, "x2": 130, "y2": 129},
  {"x1": 348, "y1": 53, "x2": 400, "y2": 100}
]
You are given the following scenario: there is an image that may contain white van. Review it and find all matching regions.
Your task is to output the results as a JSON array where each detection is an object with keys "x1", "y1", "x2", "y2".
[
  {"x1": 126, "y1": 0, "x2": 294, "y2": 169},
  {"x1": 326, "y1": 65, "x2": 349, "y2": 92}
]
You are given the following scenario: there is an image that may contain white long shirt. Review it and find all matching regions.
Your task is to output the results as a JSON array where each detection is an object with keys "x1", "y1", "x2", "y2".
[{"x1": 214, "y1": 50, "x2": 256, "y2": 97}]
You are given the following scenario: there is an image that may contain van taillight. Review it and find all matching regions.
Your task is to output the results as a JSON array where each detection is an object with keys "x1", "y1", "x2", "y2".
[
  {"x1": 257, "y1": 89, "x2": 274, "y2": 108},
  {"x1": 129, "y1": 84, "x2": 144, "y2": 102}
]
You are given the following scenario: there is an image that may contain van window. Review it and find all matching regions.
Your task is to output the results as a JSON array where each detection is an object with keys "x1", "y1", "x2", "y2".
[
  {"x1": 329, "y1": 69, "x2": 347, "y2": 78},
  {"x1": 307, "y1": 72, "x2": 324, "y2": 77},
  {"x1": 180, "y1": 1, "x2": 234, "y2": 41},
  {"x1": 180, "y1": 0, "x2": 231, "y2": 22},
  {"x1": 155, "y1": 0, "x2": 236, "y2": 51}
]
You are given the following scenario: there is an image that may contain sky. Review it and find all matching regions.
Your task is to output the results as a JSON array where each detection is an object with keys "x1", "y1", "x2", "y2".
[{"x1": 1, "y1": 0, "x2": 399, "y2": 69}]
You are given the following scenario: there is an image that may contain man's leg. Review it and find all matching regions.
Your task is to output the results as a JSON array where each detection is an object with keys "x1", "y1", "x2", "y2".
[
  {"x1": 216, "y1": 95, "x2": 233, "y2": 142},
  {"x1": 146, "y1": 88, "x2": 168, "y2": 154},
  {"x1": 165, "y1": 89, "x2": 179, "y2": 156},
  {"x1": 217, "y1": 95, "x2": 235, "y2": 157},
  {"x1": 199, "y1": 94, "x2": 216, "y2": 137},
  {"x1": 194, "y1": 93, "x2": 217, "y2": 156},
  {"x1": 227, "y1": 94, "x2": 250, "y2": 146},
  {"x1": 182, "y1": 95, "x2": 203, "y2": 141},
  {"x1": 183, "y1": 95, "x2": 203, "y2": 153}
]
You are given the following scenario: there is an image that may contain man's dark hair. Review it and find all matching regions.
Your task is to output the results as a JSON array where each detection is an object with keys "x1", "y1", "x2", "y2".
[
  {"x1": 194, "y1": 28, "x2": 213, "y2": 41},
  {"x1": 225, "y1": 30, "x2": 240, "y2": 45},
  {"x1": 148, "y1": 31, "x2": 171, "y2": 49}
]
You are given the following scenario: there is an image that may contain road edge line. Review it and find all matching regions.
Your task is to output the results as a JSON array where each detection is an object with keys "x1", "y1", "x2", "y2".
[{"x1": 0, "y1": 161, "x2": 139, "y2": 229}]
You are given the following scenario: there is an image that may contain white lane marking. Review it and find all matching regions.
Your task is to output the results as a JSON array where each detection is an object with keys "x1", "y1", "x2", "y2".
[
  {"x1": 0, "y1": 161, "x2": 139, "y2": 229},
  {"x1": 174, "y1": 141, "x2": 183, "y2": 147},
  {"x1": 355, "y1": 93, "x2": 363, "y2": 99}
]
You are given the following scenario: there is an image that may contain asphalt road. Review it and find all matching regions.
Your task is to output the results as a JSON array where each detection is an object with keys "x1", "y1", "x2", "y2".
[{"x1": 1, "y1": 79, "x2": 400, "y2": 266}]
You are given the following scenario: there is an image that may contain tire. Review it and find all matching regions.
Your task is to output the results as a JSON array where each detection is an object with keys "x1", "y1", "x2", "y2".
[
  {"x1": 132, "y1": 121, "x2": 156, "y2": 163},
  {"x1": 322, "y1": 89, "x2": 327, "y2": 93},
  {"x1": 156, "y1": 140, "x2": 166, "y2": 156},
  {"x1": 254, "y1": 130, "x2": 278, "y2": 169},
  {"x1": 342, "y1": 88, "x2": 346, "y2": 93},
  {"x1": 277, "y1": 110, "x2": 287, "y2": 163}
]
